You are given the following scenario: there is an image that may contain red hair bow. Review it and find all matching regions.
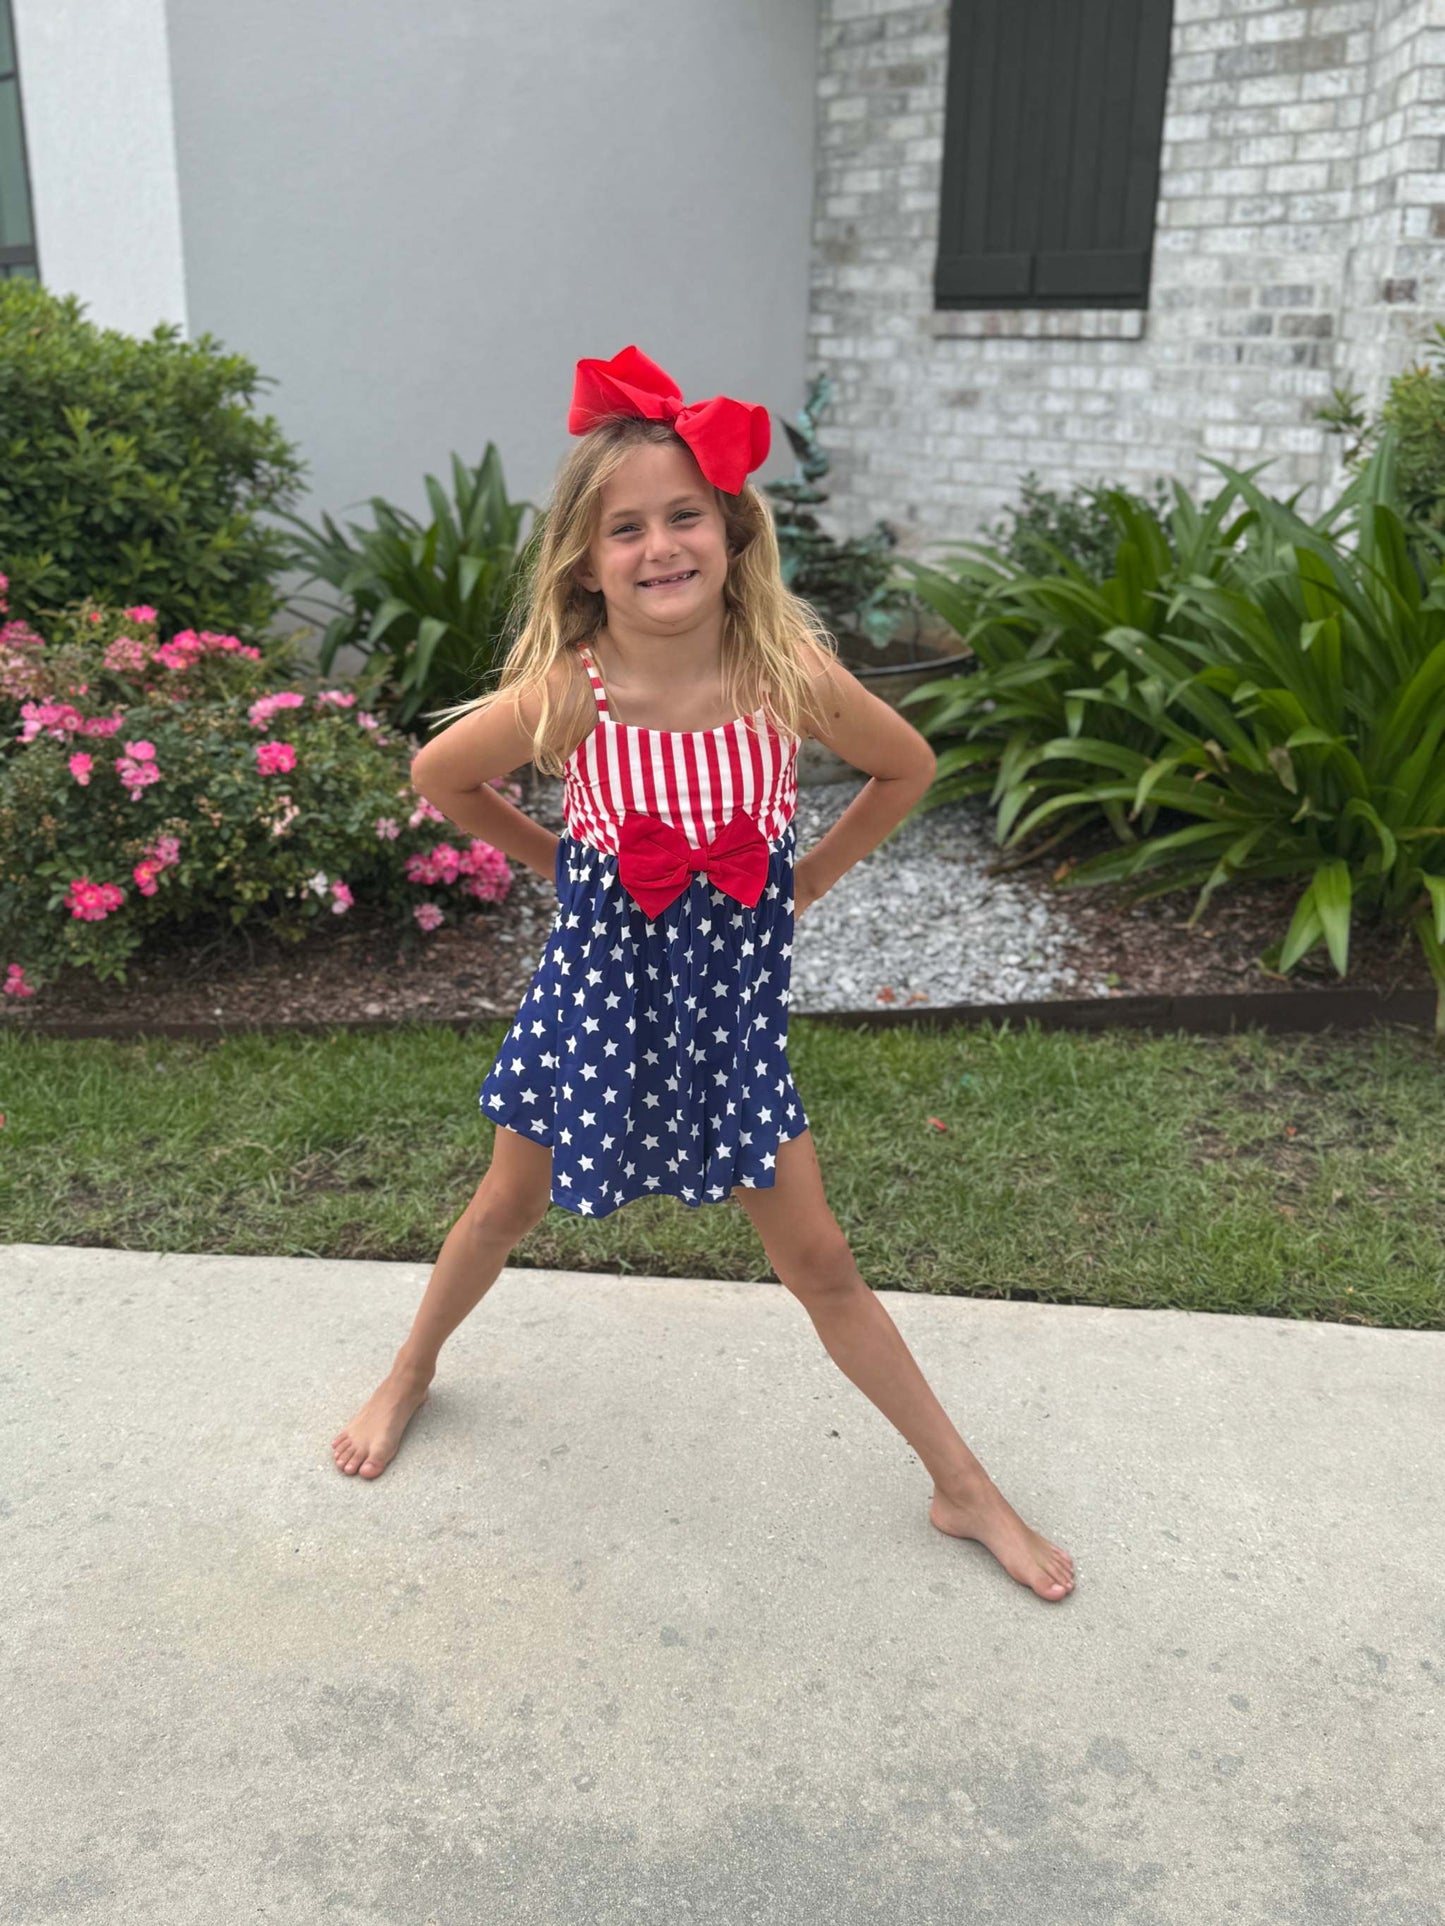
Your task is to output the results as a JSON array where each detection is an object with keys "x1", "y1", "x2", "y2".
[
  {"x1": 616, "y1": 807, "x2": 770, "y2": 920},
  {"x1": 568, "y1": 345, "x2": 771, "y2": 495}
]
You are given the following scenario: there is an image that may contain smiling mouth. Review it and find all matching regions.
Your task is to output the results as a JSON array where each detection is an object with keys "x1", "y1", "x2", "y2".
[{"x1": 637, "y1": 569, "x2": 699, "y2": 589}]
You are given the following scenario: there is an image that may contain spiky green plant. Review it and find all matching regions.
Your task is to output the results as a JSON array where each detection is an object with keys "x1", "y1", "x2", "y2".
[
  {"x1": 276, "y1": 446, "x2": 535, "y2": 734},
  {"x1": 897, "y1": 430, "x2": 1445, "y2": 1029}
]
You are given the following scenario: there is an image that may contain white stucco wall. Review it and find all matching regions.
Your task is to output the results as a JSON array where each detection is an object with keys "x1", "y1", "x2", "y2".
[
  {"x1": 9, "y1": 0, "x2": 187, "y2": 334},
  {"x1": 160, "y1": 0, "x2": 820, "y2": 538}
]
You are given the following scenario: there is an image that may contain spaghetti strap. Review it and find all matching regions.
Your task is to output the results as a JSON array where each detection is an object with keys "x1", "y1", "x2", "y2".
[{"x1": 576, "y1": 642, "x2": 611, "y2": 721}]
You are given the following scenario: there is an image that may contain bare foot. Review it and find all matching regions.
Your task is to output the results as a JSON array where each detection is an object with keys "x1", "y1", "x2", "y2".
[
  {"x1": 929, "y1": 1470, "x2": 1076, "y2": 1602},
  {"x1": 331, "y1": 1359, "x2": 434, "y2": 1479}
]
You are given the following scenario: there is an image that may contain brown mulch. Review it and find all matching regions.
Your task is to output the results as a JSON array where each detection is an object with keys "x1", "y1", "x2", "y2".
[
  {"x1": 0, "y1": 775, "x2": 1435, "y2": 1036},
  {"x1": 1054, "y1": 874, "x2": 1434, "y2": 1003},
  {"x1": 983, "y1": 810, "x2": 1435, "y2": 1005}
]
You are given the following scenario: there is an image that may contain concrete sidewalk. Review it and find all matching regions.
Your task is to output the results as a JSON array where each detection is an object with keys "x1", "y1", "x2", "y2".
[{"x1": 3, "y1": 1242, "x2": 1440, "y2": 1925}]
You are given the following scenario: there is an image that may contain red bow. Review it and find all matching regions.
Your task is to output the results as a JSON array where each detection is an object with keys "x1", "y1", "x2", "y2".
[
  {"x1": 568, "y1": 345, "x2": 771, "y2": 494},
  {"x1": 616, "y1": 808, "x2": 770, "y2": 919}
]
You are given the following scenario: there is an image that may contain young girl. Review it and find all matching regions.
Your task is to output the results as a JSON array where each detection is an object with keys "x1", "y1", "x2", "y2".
[{"x1": 331, "y1": 346, "x2": 1075, "y2": 1604}]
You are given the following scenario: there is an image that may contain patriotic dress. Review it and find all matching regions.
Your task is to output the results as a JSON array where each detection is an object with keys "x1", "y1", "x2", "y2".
[{"x1": 478, "y1": 641, "x2": 810, "y2": 1218}]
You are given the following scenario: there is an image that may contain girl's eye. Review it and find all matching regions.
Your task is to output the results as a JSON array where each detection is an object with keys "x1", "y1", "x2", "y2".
[{"x1": 610, "y1": 511, "x2": 700, "y2": 536}]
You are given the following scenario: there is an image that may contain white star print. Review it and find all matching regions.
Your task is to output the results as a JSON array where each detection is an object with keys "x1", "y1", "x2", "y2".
[{"x1": 477, "y1": 812, "x2": 808, "y2": 1220}]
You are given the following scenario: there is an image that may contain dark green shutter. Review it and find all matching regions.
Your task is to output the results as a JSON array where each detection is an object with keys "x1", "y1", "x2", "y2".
[{"x1": 935, "y1": 0, "x2": 1174, "y2": 309}]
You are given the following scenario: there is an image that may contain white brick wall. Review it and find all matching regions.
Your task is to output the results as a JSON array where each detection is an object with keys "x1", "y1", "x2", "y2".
[{"x1": 805, "y1": 0, "x2": 1445, "y2": 556}]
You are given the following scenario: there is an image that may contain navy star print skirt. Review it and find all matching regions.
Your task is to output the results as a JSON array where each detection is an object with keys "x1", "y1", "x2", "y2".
[{"x1": 478, "y1": 824, "x2": 810, "y2": 1217}]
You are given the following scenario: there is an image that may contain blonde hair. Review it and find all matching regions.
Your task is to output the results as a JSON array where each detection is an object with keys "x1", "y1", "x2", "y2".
[{"x1": 421, "y1": 415, "x2": 839, "y2": 777}]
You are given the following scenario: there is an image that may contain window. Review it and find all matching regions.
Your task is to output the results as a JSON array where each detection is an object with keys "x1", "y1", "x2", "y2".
[
  {"x1": 935, "y1": 0, "x2": 1173, "y2": 310},
  {"x1": 0, "y1": 0, "x2": 38, "y2": 281}
]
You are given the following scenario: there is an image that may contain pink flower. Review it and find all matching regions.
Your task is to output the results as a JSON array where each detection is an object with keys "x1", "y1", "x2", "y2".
[
  {"x1": 19, "y1": 698, "x2": 84, "y2": 742},
  {"x1": 123, "y1": 605, "x2": 158, "y2": 624},
  {"x1": 114, "y1": 750, "x2": 162, "y2": 800},
  {"x1": 156, "y1": 629, "x2": 262, "y2": 673},
  {"x1": 4, "y1": 962, "x2": 36, "y2": 999},
  {"x1": 458, "y1": 840, "x2": 512, "y2": 904},
  {"x1": 408, "y1": 797, "x2": 447, "y2": 828},
  {"x1": 330, "y1": 880, "x2": 354, "y2": 914},
  {"x1": 68, "y1": 752, "x2": 94, "y2": 785},
  {"x1": 247, "y1": 690, "x2": 306, "y2": 730},
  {"x1": 78, "y1": 713, "x2": 125, "y2": 738},
  {"x1": 103, "y1": 637, "x2": 151, "y2": 675},
  {"x1": 413, "y1": 902, "x2": 445, "y2": 932},
  {"x1": 124, "y1": 739, "x2": 156, "y2": 761},
  {"x1": 86, "y1": 610, "x2": 104, "y2": 624},
  {"x1": 404, "y1": 841, "x2": 463, "y2": 886},
  {"x1": 373, "y1": 816, "x2": 400, "y2": 840},
  {"x1": 255, "y1": 740, "x2": 297, "y2": 775},
  {"x1": 64, "y1": 876, "x2": 125, "y2": 921},
  {"x1": 132, "y1": 833, "x2": 181, "y2": 896},
  {"x1": 0, "y1": 620, "x2": 46, "y2": 702},
  {"x1": 316, "y1": 689, "x2": 357, "y2": 708},
  {"x1": 356, "y1": 711, "x2": 380, "y2": 731}
]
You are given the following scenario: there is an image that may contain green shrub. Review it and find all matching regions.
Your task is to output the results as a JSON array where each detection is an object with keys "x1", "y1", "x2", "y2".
[
  {"x1": 980, "y1": 469, "x2": 1177, "y2": 581},
  {"x1": 0, "y1": 595, "x2": 519, "y2": 998},
  {"x1": 0, "y1": 282, "x2": 305, "y2": 637},
  {"x1": 898, "y1": 430, "x2": 1445, "y2": 1027},
  {"x1": 1316, "y1": 319, "x2": 1445, "y2": 538},
  {"x1": 277, "y1": 446, "x2": 536, "y2": 736}
]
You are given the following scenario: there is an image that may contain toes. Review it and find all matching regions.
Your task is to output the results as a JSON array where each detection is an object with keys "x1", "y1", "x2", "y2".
[
  {"x1": 358, "y1": 1455, "x2": 385, "y2": 1478},
  {"x1": 1038, "y1": 1553, "x2": 1075, "y2": 1598}
]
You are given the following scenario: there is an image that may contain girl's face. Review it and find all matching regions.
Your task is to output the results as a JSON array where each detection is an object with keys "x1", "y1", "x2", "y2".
[{"x1": 576, "y1": 440, "x2": 732, "y2": 624}]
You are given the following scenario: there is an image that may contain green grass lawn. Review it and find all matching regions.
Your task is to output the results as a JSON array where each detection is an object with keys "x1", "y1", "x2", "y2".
[{"x1": 1, "y1": 1019, "x2": 1441, "y2": 1327}]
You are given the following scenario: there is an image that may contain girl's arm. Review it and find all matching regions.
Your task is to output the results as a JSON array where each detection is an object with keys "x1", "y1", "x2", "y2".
[
  {"x1": 409, "y1": 668, "x2": 582, "y2": 883},
  {"x1": 796, "y1": 656, "x2": 938, "y2": 907}
]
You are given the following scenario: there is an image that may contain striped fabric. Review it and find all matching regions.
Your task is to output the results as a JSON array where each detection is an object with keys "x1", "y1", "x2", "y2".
[{"x1": 561, "y1": 642, "x2": 798, "y2": 854}]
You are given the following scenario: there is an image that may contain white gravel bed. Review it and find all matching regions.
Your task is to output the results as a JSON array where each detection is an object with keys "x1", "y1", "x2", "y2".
[
  {"x1": 788, "y1": 780, "x2": 1110, "y2": 1012},
  {"x1": 527, "y1": 774, "x2": 1107, "y2": 1014}
]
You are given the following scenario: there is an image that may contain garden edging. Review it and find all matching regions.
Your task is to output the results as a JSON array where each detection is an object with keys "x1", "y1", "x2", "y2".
[{"x1": 2, "y1": 985, "x2": 1436, "y2": 1044}]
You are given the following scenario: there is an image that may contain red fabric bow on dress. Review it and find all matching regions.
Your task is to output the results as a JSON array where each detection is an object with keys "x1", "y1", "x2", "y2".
[
  {"x1": 568, "y1": 345, "x2": 771, "y2": 494},
  {"x1": 616, "y1": 807, "x2": 770, "y2": 920}
]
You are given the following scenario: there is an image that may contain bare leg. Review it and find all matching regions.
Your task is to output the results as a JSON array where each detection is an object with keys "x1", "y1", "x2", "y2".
[
  {"x1": 331, "y1": 1126, "x2": 552, "y2": 1479},
  {"x1": 732, "y1": 1131, "x2": 1075, "y2": 1602}
]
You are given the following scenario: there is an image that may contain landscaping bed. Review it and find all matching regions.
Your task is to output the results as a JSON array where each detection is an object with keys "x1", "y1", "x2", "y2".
[{"x1": 1, "y1": 774, "x2": 1432, "y2": 1037}]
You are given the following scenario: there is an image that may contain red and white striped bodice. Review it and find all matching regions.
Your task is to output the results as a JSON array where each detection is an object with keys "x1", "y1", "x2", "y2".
[{"x1": 562, "y1": 641, "x2": 799, "y2": 855}]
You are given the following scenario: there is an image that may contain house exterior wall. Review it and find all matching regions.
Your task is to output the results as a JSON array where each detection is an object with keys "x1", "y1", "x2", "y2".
[
  {"x1": 807, "y1": 0, "x2": 1445, "y2": 557},
  {"x1": 159, "y1": 0, "x2": 820, "y2": 527},
  {"x1": 9, "y1": 0, "x2": 188, "y2": 335}
]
